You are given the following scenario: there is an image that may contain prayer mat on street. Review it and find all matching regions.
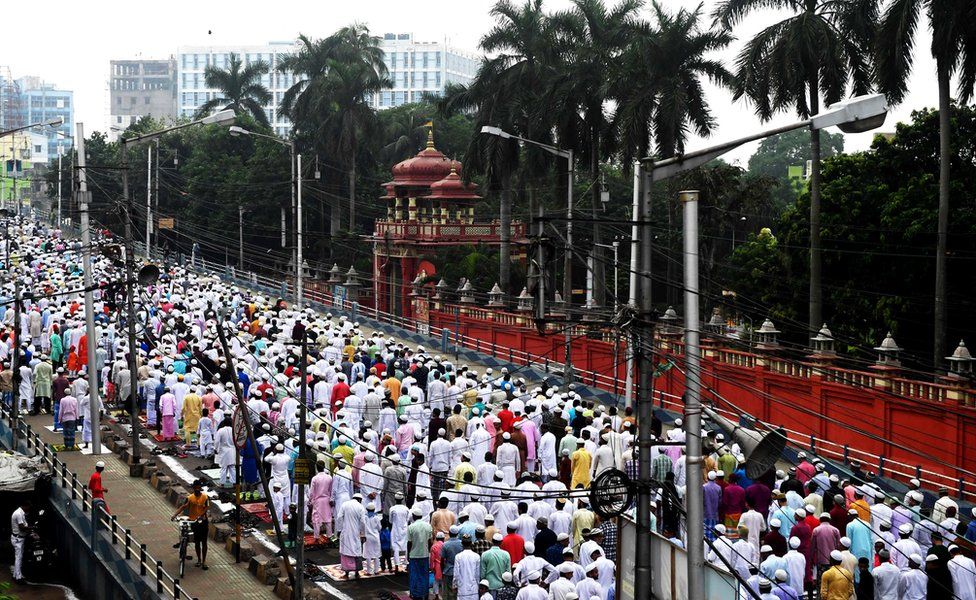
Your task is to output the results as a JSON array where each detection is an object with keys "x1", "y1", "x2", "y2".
[
  {"x1": 316, "y1": 564, "x2": 394, "y2": 581},
  {"x1": 241, "y1": 502, "x2": 271, "y2": 522},
  {"x1": 263, "y1": 533, "x2": 333, "y2": 549}
]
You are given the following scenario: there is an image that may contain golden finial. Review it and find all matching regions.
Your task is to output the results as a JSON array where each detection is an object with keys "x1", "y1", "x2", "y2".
[{"x1": 426, "y1": 126, "x2": 435, "y2": 149}]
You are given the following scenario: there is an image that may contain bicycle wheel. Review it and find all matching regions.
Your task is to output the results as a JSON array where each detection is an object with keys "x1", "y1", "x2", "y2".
[{"x1": 179, "y1": 539, "x2": 188, "y2": 577}]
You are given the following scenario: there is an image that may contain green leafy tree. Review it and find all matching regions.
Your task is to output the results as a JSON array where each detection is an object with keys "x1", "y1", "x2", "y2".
[
  {"x1": 713, "y1": 0, "x2": 878, "y2": 336},
  {"x1": 875, "y1": 0, "x2": 976, "y2": 366},
  {"x1": 195, "y1": 53, "x2": 271, "y2": 128},
  {"x1": 748, "y1": 129, "x2": 844, "y2": 208},
  {"x1": 726, "y1": 106, "x2": 976, "y2": 361}
]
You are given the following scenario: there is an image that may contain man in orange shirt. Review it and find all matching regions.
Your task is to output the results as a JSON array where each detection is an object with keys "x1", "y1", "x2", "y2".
[{"x1": 172, "y1": 480, "x2": 211, "y2": 570}]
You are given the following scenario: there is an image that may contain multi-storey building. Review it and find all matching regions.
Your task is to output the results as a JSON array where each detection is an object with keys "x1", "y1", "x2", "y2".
[
  {"x1": 0, "y1": 69, "x2": 73, "y2": 158},
  {"x1": 373, "y1": 33, "x2": 478, "y2": 109},
  {"x1": 177, "y1": 42, "x2": 298, "y2": 138},
  {"x1": 176, "y1": 34, "x2": 478, "y2": 137},
  {"x1": 109, "y1": 58, "x2": 178, "y2": 139}
]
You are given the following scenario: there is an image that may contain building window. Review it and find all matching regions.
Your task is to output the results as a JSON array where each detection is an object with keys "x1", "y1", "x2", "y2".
[
  {"x1": 435, "y1": 72, "x2": 441, "y2": 87},
  {"x1": 436, "y1": 53, "x2": 441, "y2": 68},
  {"x1": 117, "y1": 116, "x2": 123, "y2": 124},
  {"x1": 145, "y1": 96, "x2": 151, "y2": 105},
  {"x1": 34, "y1": 145, "x2": 42, "y2": 154},
  {"x1": 130, "y1": 97, "x2": 137, "y2": 105},
  {"x1": 116, "y1": 96, "x2": 122, "y2": 105}
]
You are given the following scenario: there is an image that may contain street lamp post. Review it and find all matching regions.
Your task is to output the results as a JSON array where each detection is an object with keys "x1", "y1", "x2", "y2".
[
  {"x1": 631, "y1": 93, "x2": 888, "y2": 600},
  {"x1": 228, "y1": 126, "x2": 302, "y2": 308},
  {"x1": 480, "y1": 126, "x2": 575, "y2": 383},
  {"x1": 593, "y1": 240, "x2": 620, "y2": 312},
  {"x1": 118, "y1": 109, "x2": 236, "y2": 470}
]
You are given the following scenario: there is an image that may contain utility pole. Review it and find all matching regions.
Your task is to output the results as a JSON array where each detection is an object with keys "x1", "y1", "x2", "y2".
[
  {"x1": 76, "y1": 124, "x2": 101, "y2": 456},
  {"x1": 296, "y1": 153, "x2": 303, "y2": 309},
  {"x1": 633, "y1": 165, "x2": 655, "y2": 600},
  {"x1": 563, "y1": 150, "x2": 574, "y2": 386},
  {"x1": 211, "y1": 309, "x2": 295, "y2": 588},
  {"x1": 238, "y1": 205, "x2": 245, "y2": 269},
  {"x1": 624, "y1": 164, "x2": 640, "y2": 408},
  {"x1": 11, "y1": 280, "x2": 21, "y2": 444},
  {"x1": 120, "y1": 141, "x2": 142, "y2": 470},
  {"x1": 679, "y1": 189, "x2": 705, "y2": 599},
  {"x1": 295, "y1": 335, "x2": 310, "y2": 600},
  {"x1": 57, "y1": 146, "x2": 62, "y2": 227},
  {"x1": 153, "y1": 139, "x2": 159, "y2": 258},
  {"x1": 146, "y1": 145, "x2": 152, "y2": 257}
]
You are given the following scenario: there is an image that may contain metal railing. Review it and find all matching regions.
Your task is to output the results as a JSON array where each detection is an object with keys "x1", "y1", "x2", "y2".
[
  {"x1": 4, "y1": 408, "x2": 195, "y2": 600},
  {"x1": 654, "y1": 389, "x2": 976, "y2": 503}
]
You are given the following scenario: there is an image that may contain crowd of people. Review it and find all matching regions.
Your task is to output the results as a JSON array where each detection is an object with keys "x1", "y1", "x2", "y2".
[{"x1": 3, "y1": 215, "x2": 975, "y2": 600}]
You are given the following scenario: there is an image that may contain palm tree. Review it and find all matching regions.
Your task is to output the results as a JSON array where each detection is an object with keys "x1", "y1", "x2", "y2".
[
  {"x1": 615, "y1": 2, "x2": 733, "y2": 160},
  {"x1": 546, "y1": 0, "x2": 641, "y2": 307},
  {"x1": 875, "y1": 0, "x2": 976, "y2": 367},
  {"x1": 713, "y1": 0, "x2": 877, "y2": 337},
  {"x1": 438, "y1": 0, "x2": 557, "y2": 296},
  {"x1": 196, "y1": 53, "x2": 272, "y2": 127},
  {"x1": 614, "y1": 1, "x2": 733, "y2": 305},
  {"x1": 278, "y1": 26, "x2": 390, "y2": 233}
]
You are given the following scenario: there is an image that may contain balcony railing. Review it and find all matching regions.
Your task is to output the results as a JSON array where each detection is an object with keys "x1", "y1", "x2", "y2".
[{"x1": 373, "y1": 220, "x2": 526, "y2": 242}]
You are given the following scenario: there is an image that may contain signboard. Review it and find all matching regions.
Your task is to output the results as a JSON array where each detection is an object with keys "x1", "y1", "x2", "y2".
[
  {"x1": 293, "y1": 457, "x2": 312, "y2": 485},
  {"x1": 232, "y1": 409, "x2": 247, "y2": 448},
  {"x1": 413, "y1": 297, "x2": 430, "y2": 336},
  {"x1": 157, "y1": 217, "x2": 175, "y2": 230}
]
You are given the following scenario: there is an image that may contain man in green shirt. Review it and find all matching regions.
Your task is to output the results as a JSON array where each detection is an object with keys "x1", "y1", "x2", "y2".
[
  {"x1": 479, "y1": 533, "x2": 511, "y2": 592},
  {"x1": 407, "y1": 508, "x2": 433, "y2": 600}
]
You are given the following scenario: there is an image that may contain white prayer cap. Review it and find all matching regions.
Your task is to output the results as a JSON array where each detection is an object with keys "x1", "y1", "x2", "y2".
[
  {"x1": 909, "y1": 553, "x2": 923, "y2": 565},
  {"x1": 707, "y1": 471, "x2": 716, "y2": 481},
  {"x1": 775, "y1": 569, "x2": 788, "y2": 582},
  {"x1": 366, "y1": 503, "x2": 376, "y2": 511},
  {"x1": 585, "y1": 562, "x2": 599, "y2": 573},
  {"x1": 839, "y1": 536, "x2": 851, "y2": 548},
  {"x1": 715, "y1": 524, "x2": 726, "y2": 535},
  {"x1": 502, "y1": 572, "x2": 513, "y2": 583},
  {"x1": 804, "y1": 504, "x2": 815, "y2": 513},
  {"x1": 789, "y1": 537, "x2": 801, "y2": 549},
  {"x1": 674, "y1": 418, "x2": 683, "y2": 426},
  {"x1": 503, "y1": 432, "x2": 511, "y2": 440},
  {"x1": 795, "y1": 509, "x2": 806, "y2": 518},
  {"x1": 524, "y1": 542, "x2": 535, "y2": 553},
  {"x1": 411, "y1": 508, "x2": 422, "y2": 517},
  {"x1": 715, "y1": 470, "x2": 725, "y2": 478},
  {"x1": 492, "y1": 533, "x2": 503, "y2": 542},
  {"x1": 760, "y1": 545, "x2": 773, "y2": 553},
  {"x1": 558, "y1": 563, "x2": 574, "y2": 574},
  {"x1": 769, "y1": 519, "x2": 781, "y2": 528},
  {"x1": 275, "y1": 443, "x2": 284, "y2": 451},
  {"x1": 899, "y1": 523, "x2": 913, "y2": 534},
  {"x1": 926, "y1": 554, "x2": 940, "y2": 563},
  {"x1": 797, "y1": 451, "x2": 806, "y2": 459},
  {"x1": 848, "y1": 508, "x2": 858, "y2": 516},
  {"x1": 830, "y1": 550, "x2": 843, "y2": 561},
  {"x1": 479, "y1": 580, "x2": 490, "y2": 588},
  {"x1": 95, "y1": 461, "x2": 106, "y2": 468},
  {"x1": 564, "y1": 595, "x2": 577, "y2": 600},
  {"x1": 557, "y1": 533, "x2": 569, "y2": 541},
  {"x1": 910, "y1": 478, "x2": 920, "y2": 486}
]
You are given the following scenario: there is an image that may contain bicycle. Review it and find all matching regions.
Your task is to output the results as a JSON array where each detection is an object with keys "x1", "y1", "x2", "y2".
[{"x1": 174, "y1": 516, "x2": 193, "y2": 577}]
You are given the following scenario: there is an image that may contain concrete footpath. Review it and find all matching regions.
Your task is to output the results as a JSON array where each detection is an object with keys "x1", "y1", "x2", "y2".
[{"x1": 25, "y1": 413, "x2": 276, "y2": 600}]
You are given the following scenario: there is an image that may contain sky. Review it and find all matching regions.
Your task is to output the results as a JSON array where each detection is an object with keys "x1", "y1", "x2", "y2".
[{"x1": 0, "y1": 0, "x2": 944, "y2": 167}]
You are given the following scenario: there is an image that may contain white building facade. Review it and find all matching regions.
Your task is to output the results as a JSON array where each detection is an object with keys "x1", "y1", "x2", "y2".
[{"x1": 176, "y1": 34, "x2": 477, "y2": 137}]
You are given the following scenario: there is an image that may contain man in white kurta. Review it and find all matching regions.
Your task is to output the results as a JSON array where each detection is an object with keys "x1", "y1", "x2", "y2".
[
  {"x1": 495, "y1": 434, "x2": 520, "y2": 486},
  {"x1": 950, "y1": 546, "x2": 976, "y2": 600},
  {"x1": 337, "y1": 494, "x2": 367, "y2": 578},
  {"x1": 453, "y1": 537, "x2": 482, "y2": 600},
  {"x1": 359, "y1": 454, "x2": 385, "y2": 512}
]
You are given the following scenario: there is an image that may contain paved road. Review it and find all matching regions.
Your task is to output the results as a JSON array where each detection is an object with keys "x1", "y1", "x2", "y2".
[{"x1": 25, "y1": 412, "x2": 277, "y2": 600}]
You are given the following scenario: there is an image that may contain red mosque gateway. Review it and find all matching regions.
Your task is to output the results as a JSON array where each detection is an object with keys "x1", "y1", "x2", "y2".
[{"x1": 371, "y1": 131, "x2": 525, "y2": 318}]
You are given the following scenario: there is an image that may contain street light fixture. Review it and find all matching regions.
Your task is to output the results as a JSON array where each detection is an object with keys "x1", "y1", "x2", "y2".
[
  {"x1": 115, "y1": 108, "x2": 237, "y2": 471},
  {"x1": 228, "y1": 126, "x2": 301, "y2": 310},
  {"x1": 480, "y1": 125, "x2": 575, "y2": 383},
  {"x1": 631, "y1": 92, "x2": 889, "y2": 600}
]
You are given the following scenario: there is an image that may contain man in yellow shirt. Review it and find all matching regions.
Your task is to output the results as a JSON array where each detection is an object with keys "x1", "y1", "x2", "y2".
[
  {"x1": 570, "y1": 440, "x2": 592, "y2": 490},
  {"x1": 172, "y1": 480, "x2": 211, "y2": 570},
  {"x1": 850, "y1": 488, "x2": 871, "y2": 523},
  {"x1": 181, "y1": 388, "x2": 203, "y2": 445},
  {"x1": 819, "y1": 550, "x2": 854, "y2": 600}
]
